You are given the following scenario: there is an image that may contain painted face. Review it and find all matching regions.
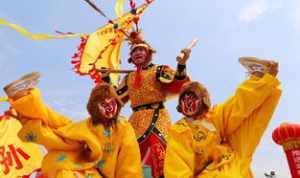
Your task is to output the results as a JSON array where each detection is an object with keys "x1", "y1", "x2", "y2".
[
  {"x1": 97, "y1": 98, "x2": 118, "y2": 119},
  {"x1": 131, "y1": 47, "x2": 148, "y2": 66},
  {"x1": 180, "y1": 93, "x2": 201, "y2": 117}
]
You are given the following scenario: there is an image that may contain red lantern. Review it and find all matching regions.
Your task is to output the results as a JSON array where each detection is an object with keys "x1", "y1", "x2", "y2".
[{"x1": 272, "y1": 123, "x2": 300, "y2": 178}]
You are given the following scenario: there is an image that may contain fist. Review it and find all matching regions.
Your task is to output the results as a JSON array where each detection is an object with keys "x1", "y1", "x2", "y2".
[{"x1": 176, "y1": 48, "x2": 191, "y2": 64}]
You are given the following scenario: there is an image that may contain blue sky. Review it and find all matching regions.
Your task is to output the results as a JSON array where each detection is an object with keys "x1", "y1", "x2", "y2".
[{"x1": 1, "y1": 0, "x2": 300, "y2": 177}]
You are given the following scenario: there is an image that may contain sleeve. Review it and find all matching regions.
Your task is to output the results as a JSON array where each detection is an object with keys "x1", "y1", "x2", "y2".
[
  {"x1": 211, "y1": 74, "x2": 281, "y2": 138},
  {"x1": 55, "y1": 121, "x2": 103, "y2": 161},
  {"x1": 9, "y1": 88, "x2": 81, "y2": 151},
  {"x1": 115, "y1": 122, "x2": 143, "y2": 178},
  {"x1": 10, "y1": 88, "x2": 71, "y2": 128},
  {"x1": 17, "y1": 119, "x2": 82, "y2": 151},
  {"x1": 164, "y1": 128, "x2": 194, "y2": 178},
  {"x1": 156, "y1": 64, "x2": 190, "y2": 94},
  {"x1": 116, "y1": 75, "x2": 130, "y2": 104}
]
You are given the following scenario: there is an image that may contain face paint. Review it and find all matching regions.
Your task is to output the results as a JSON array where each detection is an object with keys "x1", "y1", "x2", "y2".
[
  {"x1": 97, "y1": 98, "x2": 118, "y2": 119},
  {"x1": 180, "y1": 93, "x2": 201, "y2": 117},
  {"x1": 131, "y1": 47, "x2": 148, "y2": 66}
]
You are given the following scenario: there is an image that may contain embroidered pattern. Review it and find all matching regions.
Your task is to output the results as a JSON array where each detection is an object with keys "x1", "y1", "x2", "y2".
[
  {"x1": 103, "y1": 129, "x2": 112, "y2": 137},
  {"x1": 56, "y1": 154, "x2": 67, "y2": 162},
  {"x1": 95, "y1": 160, "x2": 105, "y2": 169},
  {"x1": 25, "y1": 131, "x2": 37, "y2": 142},
  {"x1": 193, "y1": 130, "x2": 207, "y2": 142}
]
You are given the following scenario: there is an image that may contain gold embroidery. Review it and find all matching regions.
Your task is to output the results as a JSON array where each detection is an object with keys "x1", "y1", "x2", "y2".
[
  {"x1": 129, "y1": 108, "x2": 171, "y2": 138},
  {"x1": 193, "y1": 130, "x2": 207, "y2": 142},
  {"x1": 127, "y1": 65, "x2": 167, "y2": 108}
]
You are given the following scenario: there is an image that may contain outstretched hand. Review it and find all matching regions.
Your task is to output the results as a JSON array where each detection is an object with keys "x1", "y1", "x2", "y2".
[
  {"x1": 176, "y1": 38, "x2": 198, "y2": 65},
  {"x1": 9, "y1": 89, "x2": 31, "y2": 101},
  {"x1": 269, "y1": 61, "x2": 279, "y2": 77},
  {"x1": 4, "y1": 72, "x2": 40, "y2": 100},
  {"x1": 176, "y1": 48, "x2": 191, "y2": 64}
]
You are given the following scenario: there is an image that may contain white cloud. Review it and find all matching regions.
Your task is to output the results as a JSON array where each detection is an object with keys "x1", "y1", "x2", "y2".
[{"x1": 239, "y1": 0, "x2": 269, "y2": 22}]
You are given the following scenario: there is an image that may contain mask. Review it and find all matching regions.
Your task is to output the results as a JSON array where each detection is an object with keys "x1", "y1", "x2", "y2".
[
  {"x1": 180, "y1": 93, "x2": 201, "y2": 117},
  {"x1": 97, "y1": 98, "x2": 118, "y2": 119}
]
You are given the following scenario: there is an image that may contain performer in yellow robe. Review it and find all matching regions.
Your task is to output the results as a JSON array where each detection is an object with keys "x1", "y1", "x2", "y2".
[
  {"x1": 164, "y1": 57, "x2": 282, "y2": 178},
  {"x1": 4, "y1": 73, "x2": 143, "y2": 178}
]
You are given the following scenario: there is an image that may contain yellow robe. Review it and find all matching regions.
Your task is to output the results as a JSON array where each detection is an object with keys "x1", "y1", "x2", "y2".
[
  {"x1": 164, "y1": 74, "x2": 282, "y2": 178},
  {"x1": 10, "y1": 88, "x2": 143, "y2": 178}
]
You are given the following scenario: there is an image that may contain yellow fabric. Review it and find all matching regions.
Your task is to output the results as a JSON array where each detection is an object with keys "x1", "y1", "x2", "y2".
[
  {"x1": 11, "y1": 88, "x2": 72, "y2": 128},
  {"x1": 0, "y1": 117, "x2": 43, "y2": 178},
  {"x1": 79, "y1": 4, "x2": 148, "y2": 85},
  {"x1": 164, "y1": 74, "x2": 282, "y2": 178},
  {"x1": 10, "y1": 88, "x2": 143, "y2": 178},
  {"x1": 0, "y1": 19, "x2": 85, "y2": 40},
  {"x1": 197, "y1": 156, "x2": 246, "y2": 178},
  {"x1": 0, "y1": 97, "x2": 8, "y2": 102},
  {"x1": 115, "y1": 0, "x2": 126, "y2": 18},
  {"x1": 210, "y1": 74, "x2": 281, "y2": 139},
  {"x1": 55, "y1": 169, "x2": 102, "y2": 178}
]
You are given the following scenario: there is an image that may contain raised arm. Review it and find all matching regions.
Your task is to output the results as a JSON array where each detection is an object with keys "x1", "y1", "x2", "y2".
[
  {"x1": 10, "y1": 88, "x2": 71, "y2": 128},
  {"x1": 115, "y1": 75, "x2": 130, "y2": 104},
  {"x1": 211, "y1": 74, "x2": 281, "y2": 138}
]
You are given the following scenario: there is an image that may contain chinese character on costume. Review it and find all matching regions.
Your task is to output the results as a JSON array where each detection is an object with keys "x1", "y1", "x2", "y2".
[{"x1": 164, "y1": 57, "x2": 282, "y2": 178}]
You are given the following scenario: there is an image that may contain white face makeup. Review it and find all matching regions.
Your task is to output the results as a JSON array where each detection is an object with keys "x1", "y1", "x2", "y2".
[
  {"x1": 180, "y1": 93, "x2": 201, "y2": 117},
  {"x1": 131, "y1": 47, "x2": 148, "y2": 66},
  {"x1": 97, "y1": 98, "x2": 118, "y2": 119}
]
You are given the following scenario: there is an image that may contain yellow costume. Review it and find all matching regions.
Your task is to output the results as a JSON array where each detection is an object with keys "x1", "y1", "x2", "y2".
[
  {"x1": 164, "y1": 74, "x2": 282, "y2": 178},
  {"x1": 10, "y1": 88, "x2": 143, "y2": 178}
]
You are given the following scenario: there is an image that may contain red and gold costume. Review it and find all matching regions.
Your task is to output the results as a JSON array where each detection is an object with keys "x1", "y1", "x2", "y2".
[{"x1": 115, "y1": 62, "x2": 188, "y2": 177}]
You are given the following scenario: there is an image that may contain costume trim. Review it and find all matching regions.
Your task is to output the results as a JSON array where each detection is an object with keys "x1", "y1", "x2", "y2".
[{"x1": 137, "y1": 106, "x2": 166, "y2": 144}]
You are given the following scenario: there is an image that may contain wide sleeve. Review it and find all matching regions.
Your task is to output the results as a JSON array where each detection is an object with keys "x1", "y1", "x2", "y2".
[
  {"x1": 210, "y1": 74, "x2": 281, "y2": 138},
  {"x1": 115, "y1": 121, "x2": 143, "y2": 178},
  {"x1": 10, "y1": 88, "x2": 71, "y2": 128},
  {"x1": 164, "y1": 127, "x2": 194, "y2": 178},
  {"x1": 55, "y1": 120, "x2": 103, "y2": 161},
  {"x1": 9, "y1": 88, "x2": 82, "y2": 151}
]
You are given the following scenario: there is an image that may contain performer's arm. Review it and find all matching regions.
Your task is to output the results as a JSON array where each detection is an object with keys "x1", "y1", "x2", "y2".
[
  {"x1": 174, "y1": 48, "x2": 190, "y2": 80},
  {"x1": 100, "y1": 70, "x2": 129, "y2": 104},
  {"x1": 211, "y1": 74, "x2": 281, "y2": 138},
  {"x1": 116, "y1": 76, "x2": 130, "y2": 104},
  {"x1": 164, "y1": 127, "x2": 194, "y2": 178},
  {"x1": 156, "y1": 64, "x2": 189, "y2": 94},
  {"x1": 9, "y1": 88, "x2": 83, "y2": 150},
  {"x1": 115, "y1": 121, "x2": 143, "y2": 178},
  {"x1": 10, "y1": 88, "x2": 71, "y2": 128}
]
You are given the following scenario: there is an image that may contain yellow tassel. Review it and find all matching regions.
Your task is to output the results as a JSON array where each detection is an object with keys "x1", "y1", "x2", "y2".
[
  {"x1": 0, "y1": 19, "x2": 86, "y2": 40},
  {"x1": 114, "y1": 0, "x2": 125, "y2": 18},
  {"x1": 0, "y1": 97, "x2": 8, "y2": 102}
]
